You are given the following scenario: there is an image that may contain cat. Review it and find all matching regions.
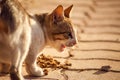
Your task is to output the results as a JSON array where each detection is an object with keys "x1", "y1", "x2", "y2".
[{"x1": 0, "y1": 0, "x2": 77, "y2": 80}]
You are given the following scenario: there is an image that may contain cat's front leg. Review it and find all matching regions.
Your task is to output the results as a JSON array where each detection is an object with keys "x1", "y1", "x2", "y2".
[
  {"x1": 9, "y1": 48, "x2": 24, "y2": 80},
  {"x1": 25, "y1": 53, "x2": 44, "y2": 77}
]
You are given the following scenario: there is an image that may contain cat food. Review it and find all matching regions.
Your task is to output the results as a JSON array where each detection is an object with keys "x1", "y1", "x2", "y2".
[
  {"x1": 43, "y1": 69, "x2": 49, "y2": 75},
  {"x1": 37, "y1": 54, "x2": 72, "y2": 75}
]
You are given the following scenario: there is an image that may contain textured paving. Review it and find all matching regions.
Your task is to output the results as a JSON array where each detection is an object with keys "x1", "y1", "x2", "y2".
[{"x1": 0, "y1": 0, "x2": 120, "y2": 80}]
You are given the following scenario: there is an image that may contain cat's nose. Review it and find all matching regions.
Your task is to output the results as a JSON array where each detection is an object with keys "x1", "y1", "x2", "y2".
[
  {"x1": 67, "y1": 39, "x2": 77, "y2": 47},
  {"x1": 71, "y1": 40, "x2": 77, "y2": 46}
]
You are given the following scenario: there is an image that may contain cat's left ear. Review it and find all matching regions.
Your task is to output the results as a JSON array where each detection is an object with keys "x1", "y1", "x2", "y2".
[
  {"x1": 64, "y1": 5, "x2": 73, "y2": 18},
  {"x1": 51, "y1": 5, "x2": 64, "y2": 22}
]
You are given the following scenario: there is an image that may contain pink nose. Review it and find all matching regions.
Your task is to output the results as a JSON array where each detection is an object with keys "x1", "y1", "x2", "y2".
[
  {"x1": 72, "y1": 40, "x2": 77, "y2": 45},
  {"x1": 68, "y1": 40, "x2": 77, "y2": 47}
]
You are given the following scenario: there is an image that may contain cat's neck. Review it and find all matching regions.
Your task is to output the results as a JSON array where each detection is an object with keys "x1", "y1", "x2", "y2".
[
  {"x1": 35, "y1": 13, "x2": 51, "y2": 46},
  {"x1": 35, "y1": 13, "x2": 48, "y2": 26}
]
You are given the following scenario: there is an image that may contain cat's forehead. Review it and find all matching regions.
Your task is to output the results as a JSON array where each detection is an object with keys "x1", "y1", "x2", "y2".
[
  {"x1": 54, "y1": 19, "x2": 73, "y2": 32},
  {"x1": 60, "y1": 18, "x2": 72, "y2": 28}
]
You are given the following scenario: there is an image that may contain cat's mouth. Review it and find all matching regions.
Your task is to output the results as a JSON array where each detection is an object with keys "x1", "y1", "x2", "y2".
[
  {"x1": 60, "y1": 44, "x2": 66, "y2": 52},
  {"x1": 59, "y1": 40, "x2": 77, "y2": 52}
]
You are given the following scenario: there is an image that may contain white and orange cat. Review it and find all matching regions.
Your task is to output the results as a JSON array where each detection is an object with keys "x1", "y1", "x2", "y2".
[{"x1": 0, "y1": 0, "x2": 77, "y2": 80}]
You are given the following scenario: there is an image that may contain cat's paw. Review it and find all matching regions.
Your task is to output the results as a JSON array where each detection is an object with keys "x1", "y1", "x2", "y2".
[
  {"x1": 31, "y1": 67, "x2": 44, "y2": 76},
  {"x1": 26, "y1": 65, "x2": 44, "y2": 77}
]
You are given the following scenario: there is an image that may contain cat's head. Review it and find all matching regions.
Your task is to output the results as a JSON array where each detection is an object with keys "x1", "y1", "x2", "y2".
[
  {"x1": 36, "y1": 5, "x2": 77, "y2": 52},
  {"x1": 46, "y1": 5, "x2": 77, "y2": 52}
]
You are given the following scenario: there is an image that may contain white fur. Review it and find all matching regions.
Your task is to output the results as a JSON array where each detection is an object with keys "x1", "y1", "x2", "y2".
[
  {"x1": 0, "y1": 15, "x2": 45, "y2": 79},
  {"x1": 25, "y1": 17, "x2": 45, "y2": 76}
]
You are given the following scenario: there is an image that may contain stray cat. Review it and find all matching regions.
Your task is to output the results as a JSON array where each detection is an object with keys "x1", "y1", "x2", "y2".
[{"x1": 0, "y1": 0, "x2": 77, "y2": 80}]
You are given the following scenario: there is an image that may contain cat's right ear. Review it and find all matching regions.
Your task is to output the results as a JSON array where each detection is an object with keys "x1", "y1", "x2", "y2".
[
  {"x1": 64, "y1": 5, "x2": 73, "y2": 18},
  {"x1": 50, "y1": 5, "x2": 64, "y2": 23}
]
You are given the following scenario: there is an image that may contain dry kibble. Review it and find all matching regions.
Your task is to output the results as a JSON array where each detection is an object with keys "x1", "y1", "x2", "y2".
[
  {"x1": 43, "y1": 69, "x2": 48, "y2": 75},
  {"x1": 69, "y1": 53, "x2": 74, "y2": 57},
  {"x1": 64, "y1": 60, "x2": 72, "y2": 66},
  {"x1": 66, "y1": 63, "x2": 72, "y2": 66},
  {"x1": 62, "y1": 65, "x2": 69, "y2": 69},
  {"x1": 37, "y1": 54, "x2": 72, "y2": 74},
  {"x1": 101, "y1": 65, "x2": 111, "y2": 72}
]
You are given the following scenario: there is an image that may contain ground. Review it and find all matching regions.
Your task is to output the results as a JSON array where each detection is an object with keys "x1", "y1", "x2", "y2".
[{"x1": 0, "y1": 0, "x2": 120, "y2": 80}]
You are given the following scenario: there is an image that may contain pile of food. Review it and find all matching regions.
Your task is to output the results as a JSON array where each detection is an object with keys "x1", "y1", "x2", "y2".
[{"x1": 37, "y1": 54, "x2": 72, "y2": 75}]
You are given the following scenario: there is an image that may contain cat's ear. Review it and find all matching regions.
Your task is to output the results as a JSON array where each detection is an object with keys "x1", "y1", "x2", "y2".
[
  {"x1": 64, "y1": 5, "x2": 73, "y2": 18},
  {"x1": 51, "y1": 5, "x2": 64, "y2": 22}
]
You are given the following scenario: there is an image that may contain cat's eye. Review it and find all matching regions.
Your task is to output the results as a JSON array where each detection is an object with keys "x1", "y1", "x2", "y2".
[
  {"x1": 64, "y1": 32, "x2": 73, "y2": 39},
  {"x1": 67, "y1": 32, "x2": 73, "y2": 38},
  {"x1": 53, "y1": 32, "x2": 73, "y2": 40}
]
